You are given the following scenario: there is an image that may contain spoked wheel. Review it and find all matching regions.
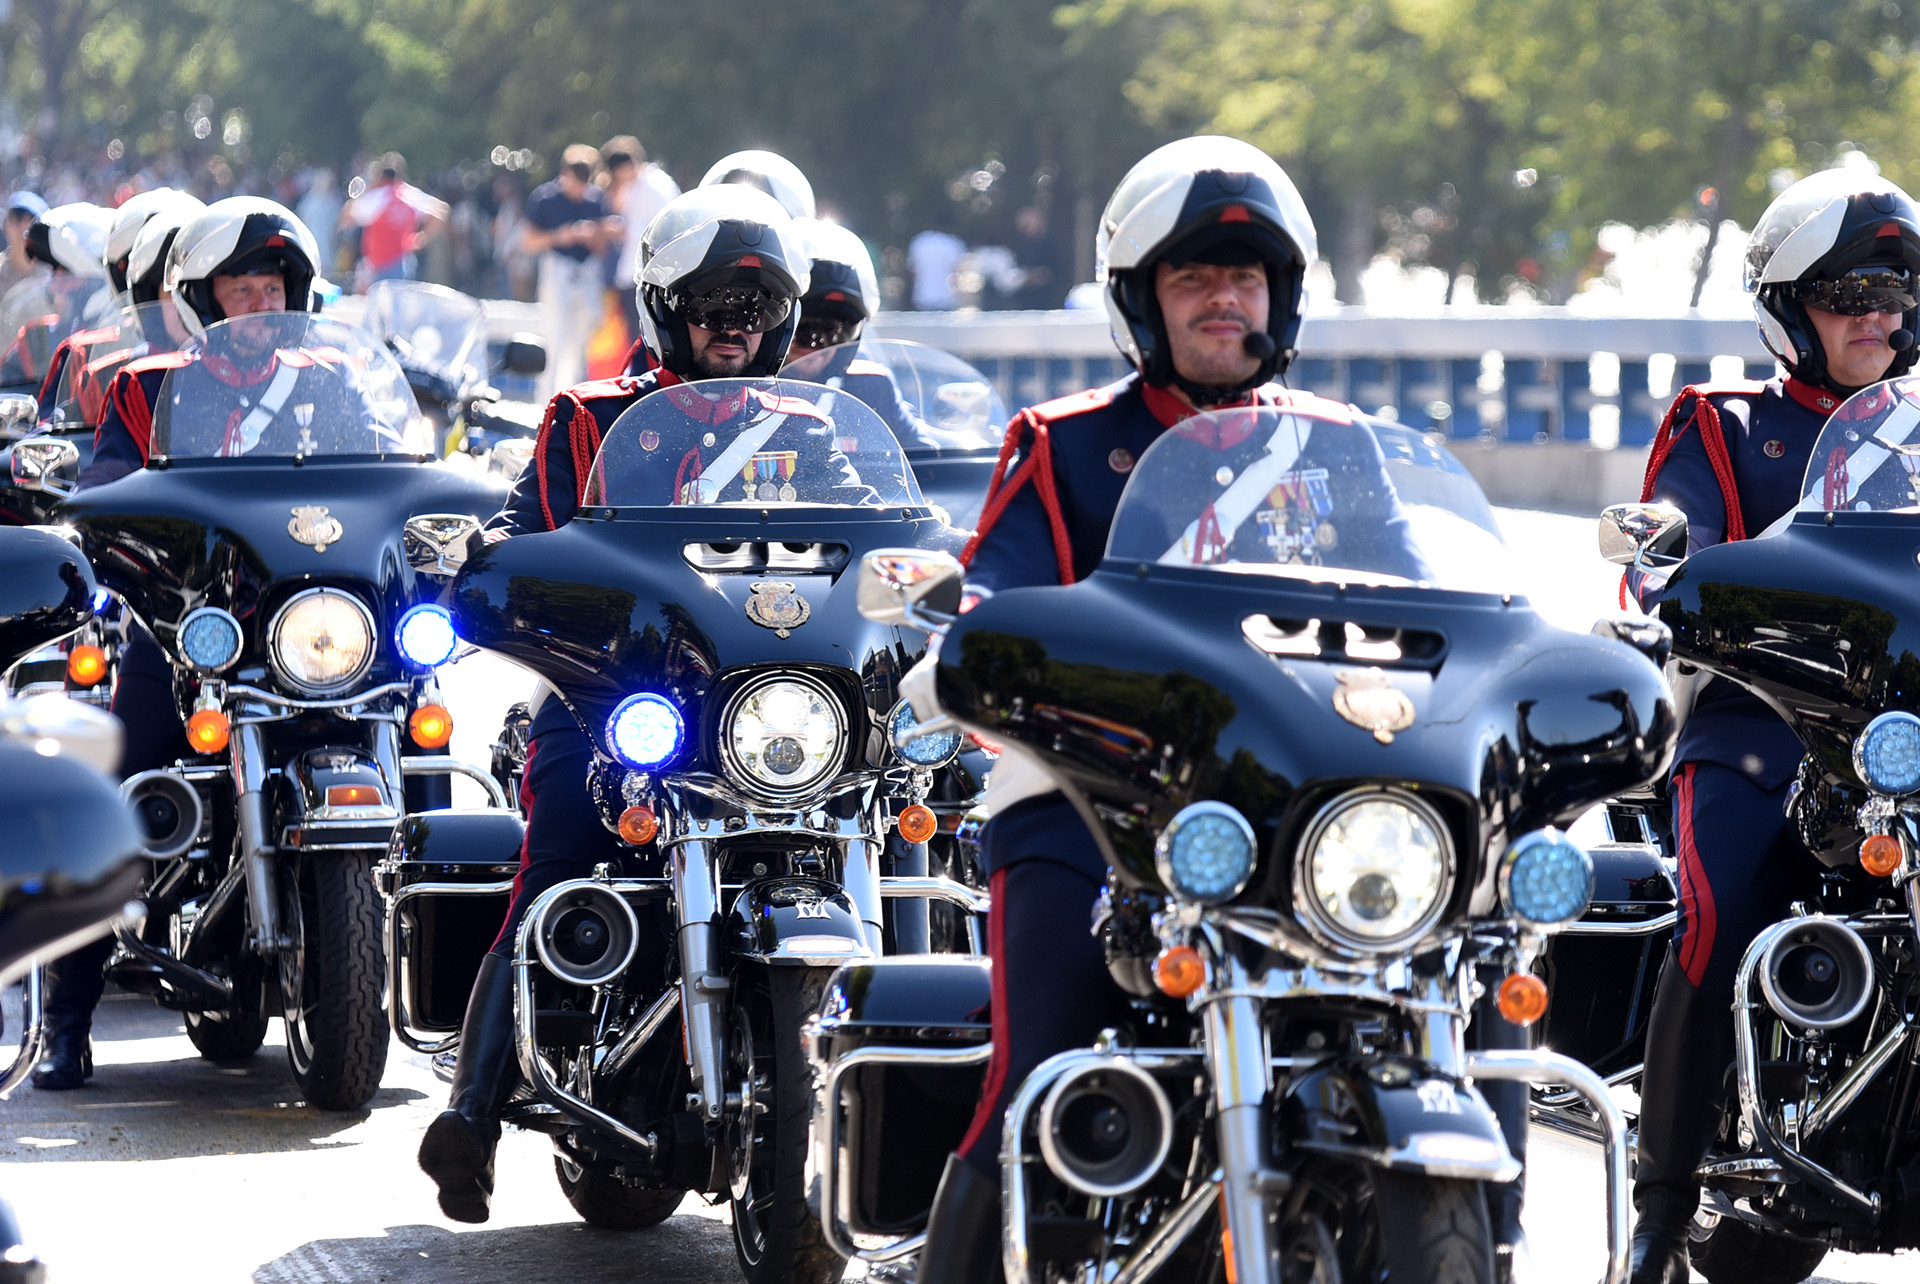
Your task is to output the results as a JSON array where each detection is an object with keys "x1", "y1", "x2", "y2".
[
  {"x1": 1277, "y1": 1159, "x2": 1493, "y2": 1284},
  {"x1": 727, "y1": 966, "x2": 843, "y2": 1284},
  {"x1": 184, "y1": 956, "x2": 269, "y2": 1060},
  {"x1": 277, "y1": 852, "x2": 388, "y2": 1110},
  {"x1": 1689, "y1": 1206, "x2": 1829, "y2": 1284}
]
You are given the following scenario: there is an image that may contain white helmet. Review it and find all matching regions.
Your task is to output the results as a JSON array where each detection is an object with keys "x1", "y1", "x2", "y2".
[
  {"x1": 106, "y1": 188, "x2": 192, "y2": 293},
  {"x1": 29, "y1": 204, "x2": 112, "y2": 279},
  {"x1": 123, "y1": 193, "x2": 206, "y2": 306},
  {"x1": 637, "y1": 185, "x2": 807, "y2": 378},
  {"x1": 791, "y1": 218, "x2": 880, "y2": 349},
  {"x1": 166, "y1": 197, "x2": 321, "y2": 338},
  {"x1": 699, "y1": 150, "x2": 816, "y2": 220}
]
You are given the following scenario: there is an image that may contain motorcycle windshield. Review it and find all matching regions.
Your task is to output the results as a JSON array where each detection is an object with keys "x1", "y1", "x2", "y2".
[
  {"x1": 582, "y1": 377, "x2": 924, "y2": 509},
  {"x1": 149, "y1": 313, "x2": 433, "y2": 460},
  {"x1": 781, "y1": 340, "x2": 1007, "y2": 455},
  {"x1": 50, "y1": 302, "x2": 187, "y2": 426},
  {"x1": 0, "y1": 271, "x2": 111, "y2": 385},
  {"x1": 1793, "y1": 375, "x2": 1920, "y2": 517},
  {"x1": 1105, "y1": 403, "x2": 1515, "y2": 593},
  {"x1": 361, "y1": 280, "x2": 489, "y2": 389}
]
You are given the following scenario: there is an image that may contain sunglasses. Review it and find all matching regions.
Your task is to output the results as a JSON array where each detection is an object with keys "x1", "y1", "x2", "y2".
[
  {"x1": 1796, "y1": 267, "x2": 1917, "y2": 317},
  {"x1": 794, "y1": 316, "x2": 860, "y2": 351},
  {"x1": 675, "y1": 284, "x2": 792, "y2": 335}
]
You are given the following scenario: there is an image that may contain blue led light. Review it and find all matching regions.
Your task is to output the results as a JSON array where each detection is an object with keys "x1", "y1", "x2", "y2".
[
  {"x1": 1857, "y1": 712, "x2": 1920, "y2": 796},
  {"x1": 891, "y1": 700, "x2": 962, "y2": 767},
  {"x1": 607, "y1": 693, "x2": 684, "y2": 770},
  {"x1": 1156, "y1": 803, "x2": 1258, "y2": 904},
  {"x1": 1502, "y1": 831, "x2": 1595, "y2": 925},
  {"x1": 91, "y1": 587, "x2": 109, "y2": 613},
  {"x1": 178, "y1": 608, "x2": 243, "y2": 670},
  {"x1": 396, "y1": 604, "x2": 459, "y2": 668}
]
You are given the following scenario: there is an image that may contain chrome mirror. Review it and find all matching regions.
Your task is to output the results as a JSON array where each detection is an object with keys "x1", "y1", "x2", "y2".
[
  {"x1": 0, "y1": 393, "x2": 38, "y2": 440},
  {"x1": 404, "y1": 513, "x2": 483, "y2": 576},
  {"x1": 856, "y1": 549, "x2": 966, "y2": 630},
  {"x1": 1598, "y1": 502, "x2": 1688, "y2": 569},
  {"x1": 10, "y1": 437, "x2": 80, "y2": 495}
]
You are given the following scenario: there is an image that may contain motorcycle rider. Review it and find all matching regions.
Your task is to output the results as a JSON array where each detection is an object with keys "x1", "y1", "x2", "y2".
[
  {"x1": 1625, "y1": 169, "x2": 1920, "y2": 1284},
  {"x1": 417, "y1": 182, "x2": 813, "y2": 1223},
  {"x1": 699, "y1": 148, "x2": 817, "y2": 220},
  {"x1": 31, "y1": 197, "x2": 324, "y2": 1091},
  {"x1": 0, "y1": 203, "x2": 112, "y2": 389},
  {"x1": 911, "y1": 134, "x2": 1530, "y2": 1283}
]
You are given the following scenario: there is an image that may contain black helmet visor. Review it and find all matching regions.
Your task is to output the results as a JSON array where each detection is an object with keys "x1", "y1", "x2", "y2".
[{"x1": 1795, "y1": 266, "x2": 1918, "y2": 316}]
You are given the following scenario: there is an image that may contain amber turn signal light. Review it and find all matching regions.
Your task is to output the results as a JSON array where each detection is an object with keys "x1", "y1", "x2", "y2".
[
  {"x1": 1497, "y1": 973, "x2": 1550, "y2": 1026},
  {"x1": 618, "y1": 805, "x2": 659, "y2": 846},
  {"x1": 66, "y1": 644, "x2": 107, "y2": 687},
  {"x1": 186, "y1": 708, "x2": 230, "y2": 755},
  {"x1": 1861, "y1": 833, "x2": 1904, "y2": 878},
  {"x1": 325, "y1": 784, "x2": 383, "y2": 808},
  {"x1": 897, "y1": 804, "x2": 938, "y2": 845},
  {"x1": 409, "y1": 704, "x2": 453, "y2": 749},
  {"x1": 1154, "y1": 945, "x2": 1206, "y2": 998}
]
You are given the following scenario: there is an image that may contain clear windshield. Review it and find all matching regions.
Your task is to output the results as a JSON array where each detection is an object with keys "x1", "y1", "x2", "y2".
[
  {"x1": 150, "y1": 313, "x2": 432, "y2": 460},
  {"x1": 582, "y1": 377, "x2": 923, "y2": 509},
  {"x1": 50, "y1": 302, "x2": 188, "y2": 427},
  {"x1": 362, "y1": 281, "x2": 489, "y2": 390},
  {"x1": 782, "y1": 340, "x2": 1007, "y2": 454},
  {"x1": 0, "y1": 271, "x2": 111, "y2": 386},
  {"x1": 1793, "y1": 376, "x2": 1920, "y2": 518},
  {"x1": 1106, "y1": 404, "x2": 1515, "y2": 593}
]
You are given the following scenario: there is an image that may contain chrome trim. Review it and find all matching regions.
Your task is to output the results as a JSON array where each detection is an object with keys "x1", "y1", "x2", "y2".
[
  {"x1": 266, "y1": 587, "x2": 378, "y2": 696},
  {"x1": 1557, "y1": 910, "x2": 1677, "y2": 937},
  {"x1": 384, "y1": 877, "x2": 516, "y2": 1054},
  {"x1": 0, "y1": 965, "x2": 44, "y2": 1100},
  {"x1": 1202, "y1": 952, "x2": 1274, "y2": 1284},
  {"x1": 1105, "y1": 1176, "x2": 1222, "y2": 1284},
  {"x1": 815, "y1": 1040, "x2": 995, "y2": 1264},
  {"x1": 716, "y1": 671, "x2": 849, "y2": 802},
  {"x1": 1035, "y1": 1056, "x2": 1175, "y2": 1197},
  {"x1": 878, "y1": 875, "x2": 991, "y2": 915},
  {"x1": 176, "y1": 605, "x2": 244, "y2": 671},
  {"x1": 401, "y1": 755, "x2": 510, "y2": 809},
  {"x1": 673, "y1": 839, "x2": 727, "y2": 1121},
  {"x1": 1291, "y1": 786, "x2": 1455, "y2": 958},
  {"x1": 1756, "y1": 915, "x2": 1875, "y2": 1031},
  {"x1": 530, "y1": 880, "x2": 640, "y2": 987},
  {"x1": 1154, "y1": 801, "x2": 1257, "y2": 906},
  {"x1": 226, "y1": 681, "x2": 412, "y2": 711},
  {"x1": 1468, "y1": 1049, "x2": 1630, "y2": 1284},
  {"x1": 233, "y1": 723, "x2": 281, "y2": 952},
  {"x1": 598, "y1": 988, "x2": 681, "y2": 1083}
]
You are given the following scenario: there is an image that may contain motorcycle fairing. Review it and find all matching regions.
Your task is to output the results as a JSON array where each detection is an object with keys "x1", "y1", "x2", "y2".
[
  {"x1": 278, "y1": 746, "x2": 396, "y2": 853},
  {"x1": 0, "y1": 525, "x2": 94, "y2": 668},
  {"x1": 1281, "y1": 1056, "x2": 1521, "y2": 1182},
  {"x1": 934, "y1": 561, "x2": 1674, "y2": 911},
  {"x1": 726, "y1": 876, "x2": 871, "y2": 967}
]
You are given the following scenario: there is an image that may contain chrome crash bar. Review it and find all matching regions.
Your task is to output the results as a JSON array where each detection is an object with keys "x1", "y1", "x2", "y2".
[
  {"x1": 400, "y1": 755, "x2": 510, "y2": 809},
  {"x1": 383, "y1": 877, "x2": 515, "y2": 1054}
]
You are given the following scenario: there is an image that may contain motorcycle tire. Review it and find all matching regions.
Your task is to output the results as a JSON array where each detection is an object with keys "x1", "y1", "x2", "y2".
[
  {"x1": 554, "y1": 1154, "x2": 684, "y2": 1229},
  {"x1": 1285, "y1": 1161, "x2": 1492, "y2": 1284},
  {"x1": 1689, "y1": 1212, "x2": 1829, "y2": 1284},
  {"x1": 184, "y1": 960, "x2": 268, "y2": 1061},
  {"x1": 729, "y1": 965, "x2": 844, "y2": 1284},
  {"x1": 280, "y1": 852, "x2": 389, "y2": 1111}
]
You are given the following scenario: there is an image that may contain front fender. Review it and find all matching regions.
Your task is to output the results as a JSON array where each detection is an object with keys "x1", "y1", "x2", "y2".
[
  {"x1": 1282, "y1": 1056, "x2": 1520, "y2": 1182},
  {"x1": 727, "y1": 876, "x2": 873, "y2": 968}
]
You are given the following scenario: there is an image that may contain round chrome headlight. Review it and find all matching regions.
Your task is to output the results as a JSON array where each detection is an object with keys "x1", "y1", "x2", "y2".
[
  {"x1": 722, "y1": 674, "x2": 847, "y2": 797},
  {"x1": 1294, "y1": 789, "x2": 1453, "y2": 954},
  {"x1": 889, "y1": 698, "x2": 961, "y2": 768},
  {"x1": 1855, "y1": 711, "x2": 1920, "y2": 796},
  {"x1": 269, "y1": 588, "x2": 375, "y2": 693},
  {"x1": 1498, "y1": 829, "x2": 1595, "y2": 926},
  {"x1": 1155, "y1": 801, "x2": 1258, "y2": 905},
  {"x1": 177, "y1": 606, "x2": 244, "y2": 671}
]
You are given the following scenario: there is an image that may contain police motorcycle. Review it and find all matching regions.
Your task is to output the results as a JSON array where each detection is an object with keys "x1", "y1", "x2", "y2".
[
  {"x1": 29, "y1": 312, "x2": 511, "y2": 1110},
  {"x1": 360, "y1": 279, "x2": 548, "y2": 467},
  {"x1": 821, "y1": 400, "x2": 1677, "y2": 1284},
  {"x1": 1581, "y1": 373, "x2": 1920, "y2": 1281},
  {"x1": 399, "y1": 376, "x2": 985, "y2": 1281}
]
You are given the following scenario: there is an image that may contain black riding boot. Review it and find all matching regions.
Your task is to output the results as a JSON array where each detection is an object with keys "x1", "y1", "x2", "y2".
[
  {"x1": 31, "y1": 936, "x2": 110, "y2": 1091},
  {"x1": 1630, "y1": 958, "x2": 1731, "y2": 1284},
  {"x1": 918, "y1": 1154, "x2": 1004, "y2": 1284},
  {"x1": 418, "y1": 952, "x2": 520, "y2": 1223}
]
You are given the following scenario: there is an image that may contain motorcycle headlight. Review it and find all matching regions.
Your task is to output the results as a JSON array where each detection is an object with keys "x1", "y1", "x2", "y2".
[
  {"x1": 722, "y1": 673, "x2": 846, "y2": 798},
  {"x1": 1498, "y1": 829, "x2": 1595, "y2": 926},
  {"x1": 889, "y1": 698, "x2": 961, "y2": 768},
  {"x1": 269, "y1": 589, "x2": 375, "y2": 693},
  {"x1": 396, "y1": 604, "x2": 459, "y2": 668},
  {"x1": 1855, "y1": 711, "x2": 1920, "y2": 796},
  {"x1": 1294, "y1": 789, "x2": 1453, "y2": 954},
  {"x1": 607, "y1": 693, "x2": 684, "y2": 770},
  {"x1": 1155, "y1": 801, "x2": 1258, "y2": 905},
  {"x1": 177, "y1": 606, "x2": 243, "y2": 671}
]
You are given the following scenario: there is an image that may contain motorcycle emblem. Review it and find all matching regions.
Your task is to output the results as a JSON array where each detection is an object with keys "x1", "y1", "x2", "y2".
[
  {"x1": 1415, "y1": 1079, "x2": 1462, "y2": 1115},
  {"x1": 287, "y1": 505, "x2": 344, "y2": 553},
  {"x1": 744, "y1": 580, "x2": 811, "y2": 639},
  {"x1": 792, "y1": 898, "x2": 831, "y2": 920},
  {"x1": 1763, "y1": 439, "x2": 1785, "y2": 458},
  {"x1": 1332, "y1": 668, "x2": 1416, "y2": 744}
]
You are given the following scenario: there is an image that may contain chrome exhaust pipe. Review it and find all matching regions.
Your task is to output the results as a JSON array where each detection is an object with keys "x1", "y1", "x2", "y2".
[
  {"x1": 1757, "y1": 915, "x2": 1875, "y2": 1031},
  {"x1": 120, "y1": 769, "x2": 202, "y2": 861}
]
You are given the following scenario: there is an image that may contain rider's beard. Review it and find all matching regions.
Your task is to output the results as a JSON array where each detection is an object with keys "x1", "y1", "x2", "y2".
[
  {"x1": 1170, "y1": 308, "x2": 1261, "y2": 389},
  {"x1": 690, "y1": 332, "x2": 754, "y2": 379}
]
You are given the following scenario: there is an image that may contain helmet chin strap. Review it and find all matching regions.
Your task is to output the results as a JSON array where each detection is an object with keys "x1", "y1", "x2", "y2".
[{"x1": 1169, "y1": 331, "x2": 1277, "y2": 407}]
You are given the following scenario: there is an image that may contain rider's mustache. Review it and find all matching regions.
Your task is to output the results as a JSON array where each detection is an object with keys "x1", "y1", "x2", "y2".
[{"x1": 1187, "y1": 308, "x2": 1251, "y2": 332}]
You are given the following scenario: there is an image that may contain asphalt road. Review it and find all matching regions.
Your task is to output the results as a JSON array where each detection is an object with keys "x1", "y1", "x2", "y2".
[{"x1": 4, "y1": 509, "x2": 1918, "y2": 1283}]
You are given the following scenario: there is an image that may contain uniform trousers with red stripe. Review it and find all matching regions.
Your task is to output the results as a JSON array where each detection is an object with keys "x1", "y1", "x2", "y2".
[{"x1": 1634, "y1": 761, "x2": 1819, "y2": 1206}]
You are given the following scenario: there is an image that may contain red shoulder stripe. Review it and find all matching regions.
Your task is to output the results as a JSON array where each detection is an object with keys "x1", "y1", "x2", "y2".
[
  {"x1": 123, "y1": 351, "x2": 194, "y2": 377},
  {"x1": 532, "y1": 394, "x2": 568, "y2": 531},
  {"x1": 105, "y1": 366, "x2": 156, "y2": 461},
  {"x1": 1639, "y1": 384, "x2": 1745, "y2": 541},
  {"x1": 1023, "y1": 386, "x2": 1116, "y2": 423}
]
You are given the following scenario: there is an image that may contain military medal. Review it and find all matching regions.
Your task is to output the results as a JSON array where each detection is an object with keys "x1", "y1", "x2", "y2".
[
  {"x1": 743, "y1": 450, "x2": 800, "y2": 502},
  {"x1": 1315, "y1": 520, "x2": 1339, "y2": 548},
  {"x1": 1763, "y1": 440, "x2": 1785, "y2": 458},
  {"x1": 639, "y1": 430, "x2": 660, "y2": 452}
]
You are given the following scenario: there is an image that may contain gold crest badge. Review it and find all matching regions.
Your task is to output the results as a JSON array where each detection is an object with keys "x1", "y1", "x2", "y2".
[
  {"x1": 1333, "y1": 668, "x2": 1416, "y2": 744},
  {"x1": 744, "y1": 580, "x2": 811, "y2": 639},
  {"x1": 288, "y1": 505, "x2": 344, "y2": 553}
]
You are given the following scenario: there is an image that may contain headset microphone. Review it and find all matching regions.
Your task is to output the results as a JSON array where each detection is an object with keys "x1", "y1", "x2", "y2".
[
  {"x1": 1242, "y1": 331, "x2": 1277, "y2": 360},
  {"x1": 1891, "y1": 328, "x2": 1915, "y2": 352}
]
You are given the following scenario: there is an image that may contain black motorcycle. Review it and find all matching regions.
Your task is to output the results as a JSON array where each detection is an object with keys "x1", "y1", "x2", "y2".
[
  {"x1": 45, "y1": 313, "x2": 511, "y2": 1110},
  {"x1": 1572, "y1": 374, "x2": 1920, "y2": 1282},
  {"x1": 814, "y1": 401, "x2": 1675, "y2": 1283},
  {"x1": 395, "y1": 377, "x2": 984, "y2": 1282}
]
